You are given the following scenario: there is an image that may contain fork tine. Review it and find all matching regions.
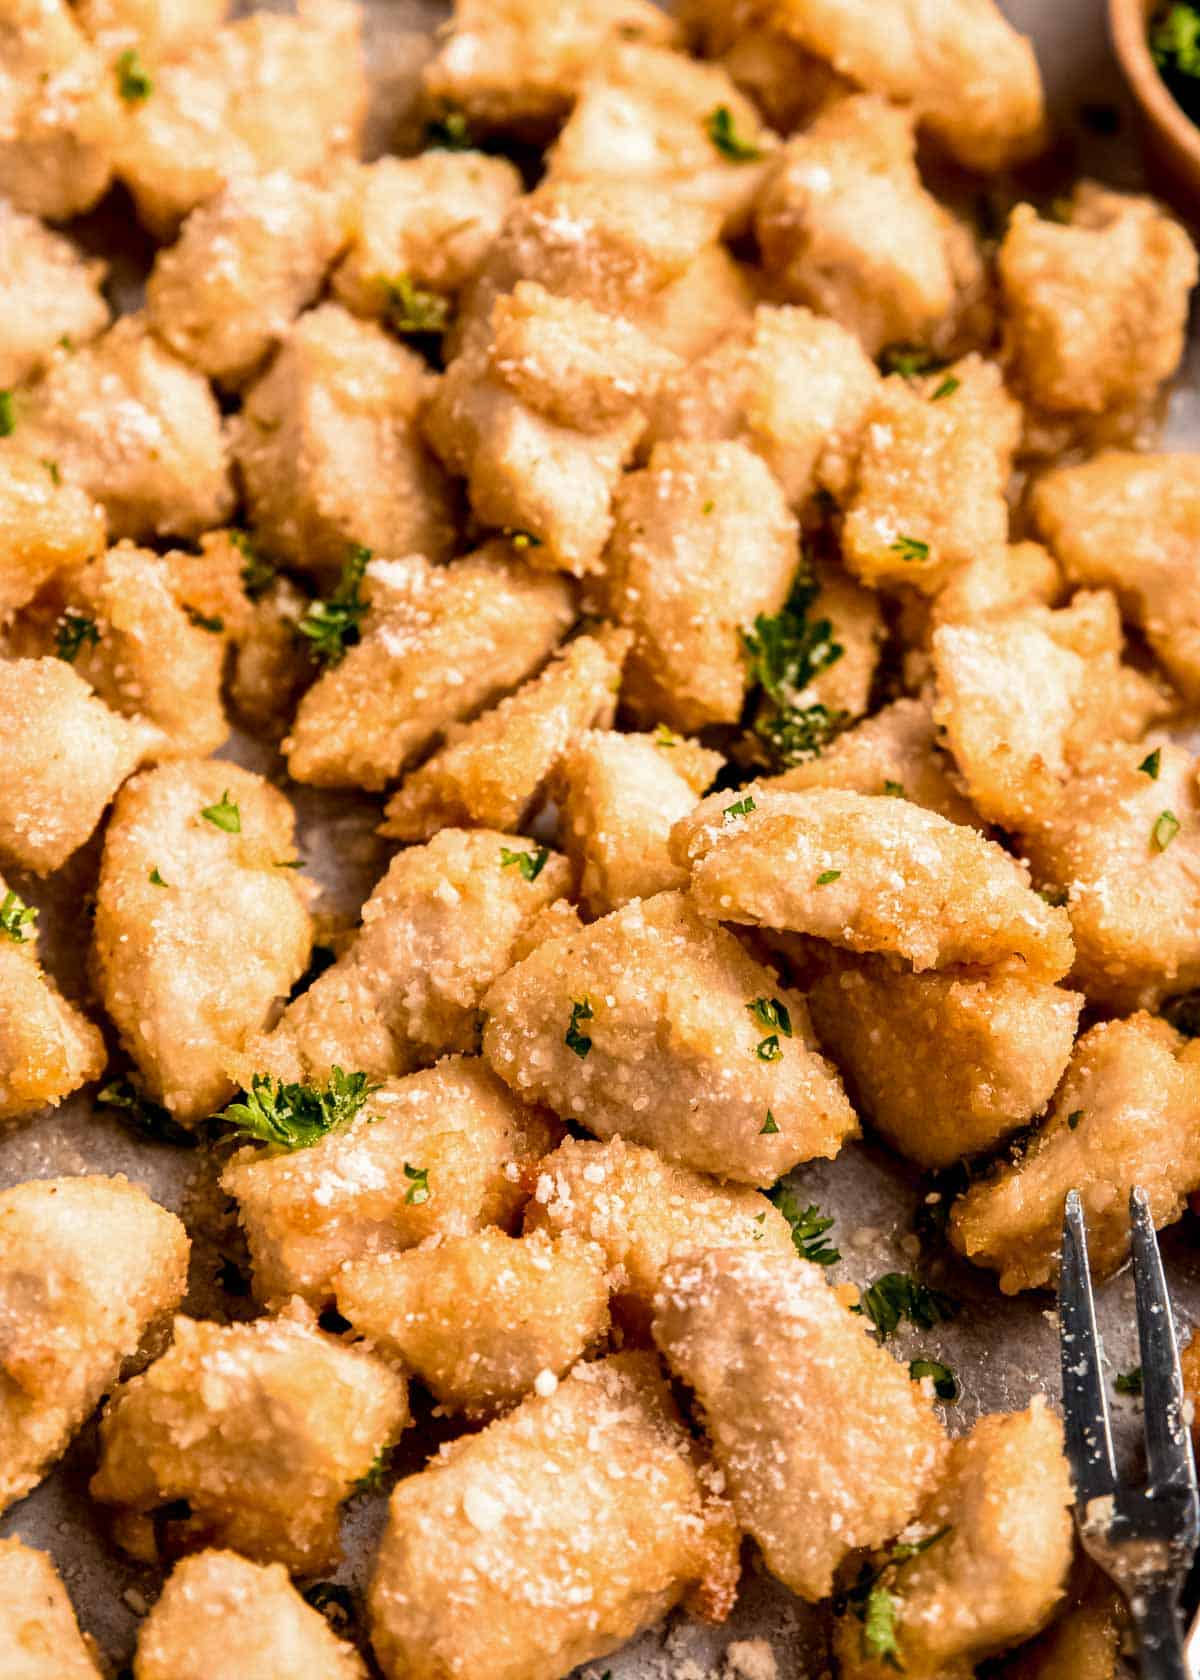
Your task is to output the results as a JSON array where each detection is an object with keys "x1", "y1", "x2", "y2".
[
  {"x1": 1059, "y1": 1189, "x2": 1118, "y2": 1503},
  {"x1": 1130, "y1": 1186, "x2": 1198, "y2": 1496}
]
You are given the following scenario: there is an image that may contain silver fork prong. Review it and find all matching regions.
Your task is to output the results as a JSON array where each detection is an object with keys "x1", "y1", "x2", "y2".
[
  {"x1": 1130, "y1": 1186, "x2": 1198, "y2": 1497},
  {"x1": 1060, "y1": 1189, "x2": 1119, "y2": 1504}
]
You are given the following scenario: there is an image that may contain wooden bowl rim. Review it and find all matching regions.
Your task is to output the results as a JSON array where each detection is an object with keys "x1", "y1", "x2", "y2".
[{"x1": 1110, "y1": 0, "x2": 1200, "y2": 172}]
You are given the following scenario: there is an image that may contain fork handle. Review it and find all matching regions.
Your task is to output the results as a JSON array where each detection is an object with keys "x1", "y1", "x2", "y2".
[{"x1": 1129, "y1": 1579, "x2": 1189, "y2": 1680}]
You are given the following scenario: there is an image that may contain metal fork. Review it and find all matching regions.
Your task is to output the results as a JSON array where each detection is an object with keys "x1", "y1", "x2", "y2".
[{"x1": 1059, "y1": 1187, "x2": 1200, "y2": 1679}]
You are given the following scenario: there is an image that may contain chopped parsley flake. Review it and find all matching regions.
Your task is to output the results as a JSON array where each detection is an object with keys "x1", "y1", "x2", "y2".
[
  {"x1": 882, "y1": 780, "x2": 905, "y2": 797},
  {"x1": 816, "y1": 868, "x2": 841, "y2": 885},
  {"x1": 425, "y1": 108, "x2": 472, "y2": 149},
  {"x1": 503, "y1": 528, "x2": 542, "y2": 550},
  {"x1": 352, "y1": 1447, "x2": 393, "y2": 1495},
  {"x1": 761, "y1": 1110, "x2": 780, "y2": 1135},
  {"x1": 1153, "y1": 4, "x2": 1200, "y2": 81},
  {"x1": 862, "y1": 1582, "x2": 902, "y2": 1667},
  {"x1": 54, "y1": 609, "x2": 100, "y2": 663},
  {"x1": 723, "y1": 795, "x2": 757, "y2": 820},
  {"x1": 116, "y1": 47, "x2": 153, "y2": 102},
  {"x1": 500, "y1": 844, "x2": 550, "y2": 882},
  {"x1": 909, "y1": 1357, "x2": 959, "y2": 1401},
  {"x1": 930, "y1": 375, "x2": 960, "y2": 401},
  {"x1": 232, "y1": 530, "x2": 277, "y2": 600},
  {"x1": 1139, "y1": 747, "x2": 1162, "y2": 779},
  {"x1": 404, "y1": 1162, "x2": 431, "y2": 1205},
  {"x1": 769, "y1": 1186, "x2": 840, "y2": 1265},
  {"x1": 565, "y1": 997, "x2": 594, "y2": 1058},
  {"x1": 98, "y1": 1077, "x2": 195, "y2": 1146},
  {"x1": 385, "y1": 275, "x2": 450, "y2": 336},
  {"x1": 704, "y1": 104, "x2": 762, "y2": 161},
  {"x1": 1115, "y1": 1365, "x2": 1143, "y2": 1396},
  {"x1": 200, "y1": 791, "x2": 241, "y2": 833},
  {"x1": 654, "y1": 723, "x2": 681, "y2": 747},
  {"x1": 0, "y1": 389, "x2": 14, "y2": 436},
  {"x1": 756, "y1": 1036, "x2": 783, "y2": 1062},
  {"x1": 1152, "y1": 809, "x2": 1181, "y2": 851},
  {"x1": 1067, "y1": 1108, "x2": 1083, "y2": 1130},
  {"x1": 891, "y1": 534, "x2": 930, "y2": 562},
  {"x1": 185, "y1": 606, "x2": 224, "y2": 633},
  {"x1": 855, "y1": 1272, "x2": 957, "y2": 1340},
  {"x1": 742, "y1": 571, "x2": 845, "y2": 768},
  {"x1": 215, "y1": 1066, "x2": 379, "y2": 1151},
  {"x1": 1038, "y1": 884, "x2": 1069, "y2": 907},
  {"x1": 297, "y1": 544, "x2": 371, "y2": 666},
  {"x1": 748, "y1": 997, "x2": 793, "y2": 1037},
  {"x1": 148, "y1": 867, "x2": 168, "y2": 887},
  {"x1": 0, "y1": 889, "x2": 37, "y2": 943},
  {"x1": 880, "y1": 345, "x2": 941, "y2": 379},
  {"x1": 42, "y1": 458, "x2": 59, "y2": 484}
]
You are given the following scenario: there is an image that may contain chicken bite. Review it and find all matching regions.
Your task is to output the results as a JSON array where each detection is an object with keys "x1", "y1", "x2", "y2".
[
  {"x1": 73, "y1": 0, "x2": 229, "y2": 59},
  {"x1": 337, "y1": 1227, "x2": 609, "y2": 1417},
  {"x1": 112, "y1": 0, "x2": 367, "y2": 237},
  {"x1": 951, "y1": 1015, "x2": 1200, "y2": 1292},
  {"x1": 555, "y1": 727, "x2": 723, "y2": 915},
  {"x1": 1001, "y1": 1573, "x2": 1128, "y2": 1680},
  {"x1": 0, "y1": 450, "x2": 104, "y2": 622},
  {"x1": 222, "y1": 1055, "x2": 558, "y2": 1308},
  {"x1": 808, "y1": 959, "x2": 1081, "y2": 1168},
  {"x1": 483, "y1": 889, "x2": 857, "y2": 1185},
  {"x1": 228, "y1": 572, "x2": 313, "y2": 739},
  {"x1": 231, "y1": 304, "x2": 455, "y2": 581},
  {"x1": 380, "y1": 627, "x2": 629, "y2": 842},
  {"x1": 834, "y1": 1401, "x2": 1072, "y2": 1678},
  {"x1": 146, "y1": 172, "x2": 351, "y2": 391},
  {"x1": 92, "y1": 760, "x2": 312, "y2": 1122},
  {"x1": 840, "y1": 354, "x2": 1021, "y2": 595},
  {"x1": 368, "y1": 1352, "x2": 737, "y2": 1680},
  {"x1": 653, "y1": 1246, "x2": 943, "y2": 1602},
  {"x1": 91, "y1": 1306, "x2": 409, "y2": 1573},
  {"x1": 285, "y1": 546, "x2": 574, "y2": 790},
  {"x1": 999, "y1": 184, "x2": 1197, "y2": 417},
  {"x1": 929, "y1": 539, "x2": 1062, "y2": 630},
  {"x1": 12, "y1": 317, "x2": 234, "y2": 541},
  {"x1": 0, "y1": 1539, "x2": 103, "y2": 1679},
  {"x1": 673, "y1": 787, "x2": 1074, "y2": 978},
  {"x1": 0, "y1": 1174, "x2": 189, "y2": 1513},
  {"x1": 0, "y1": 201, "x2": 107, "y2": 387},
  {"x1": 133, "y1": 1550, "x2": 367, "y2": 1680},
  {"x1": 604, "y1": 440, "x2": 797, "y2": 732}
]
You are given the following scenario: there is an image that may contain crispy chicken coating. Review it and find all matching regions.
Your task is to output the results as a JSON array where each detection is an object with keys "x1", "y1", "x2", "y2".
[
  {"x1": 368, "y1": 1352, "x2": 737, "y2": 1680},
  {"x1": 0, "y1": 1174, "x2": 189, "y2": 1513},
  {"x1": 134, "y1": 1550, "x2": 367, "y2": 1680},
  {"x1": 73, "y1": 0, "x2": 230, "y2": 58},
  {"x1": 653, "y1": 1246, "x2": 944, "y2": 1602},
  {"x1": 673, "y1": 787, "x2": 1074, "y2": 978},
  {"x1": 337, "y1": 1227, "x2": 609, "y2": 1417},
  {"x1": 483, "y1": 889, "x2": 857, "y2": 1185},
  {"x1": 91, "y1": 1306, "x2": 409, "y2": 1573},
  {"x1": 0, "y1": 201, "x2": 107, "y2": 387},
  {"x1": 229, "y1": 573, "x2": 313, "y2": 739},
  {"x1": 951, "y1": 1015, "x2": 1200, "y2": 1292},
  {"x1": 92, "y1": 760, "x2": 312, "y2": 1121},
  {"x1": 929, "y1": 539, "x2": 1062, "y2": 631},
  {"x1": 0, "y1": 1539, "x2": 103, "y2": 1679},
  {"x1": 222, "y1": 1055, "x2": 559, "y2": 1308},
  {"x1": 835, "y1": 1401, "x2": 1072, "y2": 1679},
  {"x1": 0, "y1": 450, "x2": 104, "y2": 622},
  {"x1": 1002, "y1": 1575, "x2": 1127, "y2": 1680},
  {"x1": 285, "y1": 547, "x2": 574, "y2": 790},
  {"x1": 248, "y1": 830, "x2": 571, "y2": 1088},
  {"x1": 380, "y1": 627, "x2": 629, "y2": 842},
  {"x1": 605, "y1": 440, "x2": 798, "y2": 731}
]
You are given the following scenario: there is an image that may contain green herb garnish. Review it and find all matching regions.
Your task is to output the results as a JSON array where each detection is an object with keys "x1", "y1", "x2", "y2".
[
  {"x1": 41, "y1": 458, "x2": 60, "y2": 484},
  {"x1": 769, "y1": 1186, "x2": 840, "y2": 1265},
  {"x1": 891, "y1": 535, "x2": 930, "y2": 562},
  {"x1": 297, "y1": 544, "x2": 371, "y2": 667},
  {"x1": 882, "y1": 780, "x2": 905, "y2": 797},
  {"x1": 1116, "y1": 1366, "x2": 1144, "y2": 1396},
  {"x1": 424, "y1": 108, "x2": 472, "y2": 150},
  {"x1": 816, "y1": 868, "x2": 841, "y2": 885},
  {"x1": 654, "y1": 724, "x2": 680, "y2": 748},
  {"x1": 0, "y1": 389, "x2": 14, "y2": 436},
  {"x1": 148, "y1": 867, "x2": 168, "y2": 887},
  {"x1": 761, "y1": 1110, "x2": 780, "y2": 1135},
  {"x1": 0, "y1": 889, "x2": 37, "y2": 943},
  {"x1": 855, "y1": 1272, "x2": 957, "y2": 1340},
  {"x1": 909, "y1": 1357, "x2": 959, "y2": 1400},
  {"x1": 54, "y1": 609, "x2": 99, "y2": 663},
  {"x1": 880, "y1": 345, "x2": 941, "y2": 379},
  {"x1": 200, "y1": 791, "x2": 241, "y2": 833},
  {"x1": 185, "y1": 606, "x2": 224, "y2": 633},
  {"x1": 385, "y1": 275, "x2": 450, "y2": 336},
  {"x1": 1139, "y1": 747, "x2": 1162, "y2": 779},
  {"x1": 704, "y1": 104, "x2": 762, "y2": 161},
  {"x1": 1067, "y1": 1108, "x2": 1083, "y2": 1130},
  {"x1": 742, "y1": 571, "x2": 845, "y2": 769},
  {"x1": 232, "y1": 530, "x2": 276, "y2": 600},
  {"x1": 1153, "y1": 809, "x2": 1181, "y2": 851},
  {"x1": 723, "y1": 795, "x2": 757, "y2": 819},
  {"x1": 215, "y1": 1066, "x2": 379, "y2": 1151},
  {"x1": 500, "y1": 845, "x2": 550, "y2": 882},
  {"x1": 403, "y1": 1162, "x2": 430, "y2": 1205},
  {"x1": 352, "y1": 1447, "x2": 393, "y2": 1495},
  {"x1": 930, "y1": 375, "x2": 960, "y2": 401},
  {"x1": 116, "y1": 47, "x2": 153, "y2": 102},
  {"x1": 565, "y1": 997, "x2": 594, "y2": 1059}
]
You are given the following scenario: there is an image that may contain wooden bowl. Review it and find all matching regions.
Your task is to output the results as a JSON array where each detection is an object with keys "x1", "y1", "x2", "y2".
[{"x1": 1110, "y1": 0, "x2": 1200, "y2": 213}]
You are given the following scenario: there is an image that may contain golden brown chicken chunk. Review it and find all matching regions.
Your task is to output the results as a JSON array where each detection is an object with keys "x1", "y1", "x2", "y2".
[
  {"x1": 1032, "y1": 450, "x2": 1200, "y2": 703},
  {"x1": 285, "y1": 547, "x2": 574, "y2": 790},
  {"x1": 0, "y1": 1174, "x2": 188, "y2": 1513},
  {"x1": 999, "y1": 184, "x2": 1196, "y2": 417},
  {"x1": 653, "y1": 1246, "x2": 943, "y2": 1602},
  {"x1": 673, "y1": 787, "x2": 1073, "y2": 978},
  {"x1": 92, "y1": 760, "x2": 312, "y2": 1122},
  {"x1": 91, "y1": 1306, "x2": 409, "y2": 1573},
  {"x1": 0, "y1": 450, "x2": 104, "y2": 622},
  {"x1": 929, "y1": 539, "x2": 1062, "y2": 631},
  {"x1": 0, "y1": 1539, "x2": 103, "y2": 1680},
  {"x1": 337, "y1": 1228, "x2": 609, "y2": 1417},
  {"x1": 0, "y1": 201, "x2": 107, "y2": 387},
  {"x1": 228, "y1": 572, "x2": 313, "y2": 739},
  {"x1": 73, "y1": 0, "x2": 229, "y2": 57},
  {"x1": 483, "y1": 889, "x2": 857, "y2": 1185},
  {"x1": 113, "y1": 0, "x2": 367, "y2": 237},
  {"x1": 146, "y1": 172, "x2": 351, "y2": 391},
  {"x1": 380, "y1": 627, "x2": 629, "y2": 842},
  {"x1": 222, "y1": 1055, "x2": 558, "y2": 1308},
  {"x1": 247, "y1": 830, "x2": 571, "y2": 1089},
  {"x1": 134, "y1": 1550, "x2": 367, "y2": 1680},
  {"x1": 368, "y1": 1352, "x2": 736, "y2": 1680},
  {"x1": 834, "y1": 1401, "x2": 1072, "y2": 1679},
  {"x1": 1002, "y1": 1575, "x2": 1127, "y2": 1680}
]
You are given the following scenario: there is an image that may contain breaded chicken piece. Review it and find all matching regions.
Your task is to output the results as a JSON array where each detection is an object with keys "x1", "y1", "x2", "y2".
[
  {"x1": 0, "y1": 451, "x2": 105, "y2": 621},
  {"x1": 809, "y1": 958, "x2": 1082, "y2": 1168},
  {"x1": 332, "y1": 151, "x2": 522, "y2": 321},
  {"x1": 229, "y1": 573, "x2": 313, "y2": 739},
  {"x1": 673, "y1": 787, "x2": 1074, "y2": 978},
  {"x1": 0, "y1": 0, "x2": 119, "y2": 220},
  {"x1": 605, "y1": 440, "x2": 797, "y2": 731},
  {"x1": 1001, "y1": 1574, "x2": 1127, "y2": 1680},
  {"x1": 755, "y1": 97, "x2": 986, "y2": 360},
  {"x1": 380, "y1": 628, "x2": 629, "y2": 842},
  {"x1": 112, "y1": 0, "x2": 367, "y2": 237},
  {"x1": 231, "y1": 304, "x2": 455, "y2": 581},
  {"x1": 0, "y1": 870, "x2": 104, "y2": 1123},
  {"x1": 0, "y1": 1174, "x2": 189, "y2": 1513},
  {"x1": 483, "y1": 889, "x2": 856, "y2": 1185},
  {"x1": 999, "y1": 184, "x2": 1197, "y2": 416},
  {"x1": 653, "y1": 1246, "x2": 943, "y2": 1602},
  {"x1": 73, "y1": 0, "x2": 229, "y2": 57},
  {"x1": 951, "y1": 1015, "x2": 1200, "y2": 1292},
  {"x1": 1020, "y1": 741, "x2": 1200, "y2": 1011},
  {"x1": 368, "y1": 1353, "x2": 737, "y2": 1680},
  {"x1": 646, "y1": 304, "x2": 879, "y2": 509},
  {"x1": 337, "y1": 1228, "x2": 609, "y2": 1417},
  {"x1": 285, "y1": 547, "x2": 574, "y2": 790},
  {"x1": 930, "y1": 539, "x2": 1062, "y2": 630},
  {"x1": 249, "y1": 831, "x2": 570, "y2": 1087},
  {"x1": 92, "y1": 761, "x2": 312, "y2": 1121},
  {"x1": 0, "y1": 201, "x2": 107, "y2": 387},
  {"x1": 835, "y1": 1401, "x2": 1072, "y2": 1679},
  {"x1": 91, "y1": 1306, "x2": 409, "y2": 1573},
  {"x1": 1032, "y1": 450, "x2": 1200, "y2": 703},
  {"x1": 12, "y1": 317, "x2": 234, "y2": 541},
  {"x1": 840, "y1": 354, "x2": 1021, "y2": 595},
  {"x1": 134, "y1": 1550, "x2": 367, "y2": 1680},
  {"x1": 0, "y1": 1539, "x2": 103, "y2": 1679},
  {"x1": 763, "y1": 697, "x2": 979, "y2": 827},
  {"x1": 423, "y1": 0, "x2": 678, "y2": 137},
  {"x1": 803, "y1": 558, "x2": 884, "y2": 723},
  {"x1": 932, "y1": 591, "x2": 1172, "y2": 831},
  {"x1": 146, "y1": 172, "x2": 351, "y2": 391},
  {"x1": 0, "y1": 658, "x2": 154, "y2": 874},
  {"x1": 222, "y1": 1056, "x2": 558, "y2": 1308},
  {"x1": 556, "y1": 728, "x2": 723, "y2": 915}
]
